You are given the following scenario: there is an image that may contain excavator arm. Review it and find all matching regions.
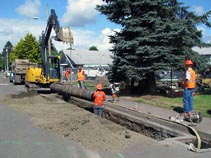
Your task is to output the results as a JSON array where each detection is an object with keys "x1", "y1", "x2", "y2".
[{"x1": 41, "y1": 9, "x2": 73, "y2": 80}]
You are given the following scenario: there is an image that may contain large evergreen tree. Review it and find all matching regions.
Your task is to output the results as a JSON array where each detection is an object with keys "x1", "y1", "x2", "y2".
[{"x1": 97, "y1": 0, "x2": 211, "y2": 93}]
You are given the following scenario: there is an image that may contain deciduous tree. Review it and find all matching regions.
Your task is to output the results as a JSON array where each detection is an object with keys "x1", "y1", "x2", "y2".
[{"x1": 9, "y1": 33, "x2": 41, "y2": 64}]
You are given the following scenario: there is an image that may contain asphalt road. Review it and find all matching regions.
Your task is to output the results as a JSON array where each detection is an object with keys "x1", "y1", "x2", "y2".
[{"x1": 0, "y1": 73, "x2": 100, "y2": 158}]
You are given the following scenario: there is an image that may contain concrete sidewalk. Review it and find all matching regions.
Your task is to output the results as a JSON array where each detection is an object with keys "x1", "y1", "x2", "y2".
[{"x1": 106, "y1": 95, "x2": 211, "y2": 136}]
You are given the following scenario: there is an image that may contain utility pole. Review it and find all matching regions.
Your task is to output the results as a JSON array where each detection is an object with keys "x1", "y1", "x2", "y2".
[
  {"x1": 46, "y1": 3, "x2": 51, "y2": 56},
  {"x1": 6, "y1": 48, "x2": 9, "y2": 73}
]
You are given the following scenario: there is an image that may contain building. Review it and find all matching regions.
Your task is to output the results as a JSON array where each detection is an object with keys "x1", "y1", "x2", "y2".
[
  {"x1": 61, "y1": 49, "x2": 113, "y2": 68},
  {"x1": 60, "y1": 49, "x2": 113, "y2": 80},
  {"x1": 193, "y1": 47, "x2": 211, "y2": 65}
]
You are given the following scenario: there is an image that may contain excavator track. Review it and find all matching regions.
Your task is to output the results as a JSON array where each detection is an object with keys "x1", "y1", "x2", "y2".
[{"x1": 25, "y1": 82, "x2": 40, "y2": 93}]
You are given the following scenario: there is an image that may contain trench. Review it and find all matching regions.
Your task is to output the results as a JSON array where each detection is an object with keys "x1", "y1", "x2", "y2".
[
  {"x1": 199, "y1": 139, "x2": 211, "y2": 149},
  {"x1": 102, "y1": 109, "x2": 176, "y2": 141},
  {"x1": 68, "y1": 97, "x2": 183, "y2": 140},
  {"x1": 65, "y1": 96, "x2": 211, "y2": 152},
  {"x1": 50, "y1": 83, "x2": 211, "y2": 152}
]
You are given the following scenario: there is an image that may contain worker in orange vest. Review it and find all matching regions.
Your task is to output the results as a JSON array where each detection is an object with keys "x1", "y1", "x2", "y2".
[
  {"x1": 93, "y1": 84, "x2": 106, "y2": 116},
  {"x1": 77, "y1": 66, "x2": 85, "y2": 89},
  {"x1": 65, "y1": 68, "x2": 71, "y2": 81},
  {"x1": 183, "y1": 60, "x2": 196, "y2": 117}
]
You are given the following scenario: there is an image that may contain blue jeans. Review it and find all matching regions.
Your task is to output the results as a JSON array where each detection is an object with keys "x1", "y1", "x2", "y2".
[
  {"x1": 93, "y1": 106, "x2": 104, "y2": 116},
  {"x1": 183, "y1": 88, "x2": 195, "y2": 113},
  {"x1": 78, "y1": 80, "x2": 85, "y2": 89}
]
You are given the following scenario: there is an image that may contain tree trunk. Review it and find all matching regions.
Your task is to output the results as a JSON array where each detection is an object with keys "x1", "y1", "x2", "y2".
[{"x1": 145, "y1": 72, "x2": 156, "y2": 94}]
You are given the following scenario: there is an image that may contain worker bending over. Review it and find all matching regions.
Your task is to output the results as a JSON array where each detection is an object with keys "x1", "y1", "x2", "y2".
[{"x1": 110, "y1": 82, "x2": 120, "y2": 102}]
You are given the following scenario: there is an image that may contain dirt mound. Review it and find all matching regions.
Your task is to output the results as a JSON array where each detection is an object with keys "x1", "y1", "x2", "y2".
[{"x1": 1, "y1": 92, "x2": 147, "y2": 151}]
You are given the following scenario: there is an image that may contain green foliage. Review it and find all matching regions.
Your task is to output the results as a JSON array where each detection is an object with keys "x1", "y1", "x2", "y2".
[
  {"x1": 136, "y1": 91, "x2": 211, "y2": 117},
  {"x1": 0, "y1": 55, "x2": 5, "y2": 71},
  {"x1": 97, "y1": 0, "x2": 211, "y2": 93},
  {"x1": 9, "y1": 33, "x2": 41, "y2": 64},
  {"x1": 89, "y1": 46, "x2": 99, "y2": 51},
  {"x1": 51, "y1": 50, "x2": 60, "y2": 56},
  {"x1": 0, "y1": 41, "x2": 13, "y2": 70}
]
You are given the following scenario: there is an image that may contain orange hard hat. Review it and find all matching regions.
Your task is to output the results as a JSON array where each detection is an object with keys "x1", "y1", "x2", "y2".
[
  {"x1": 96, "y1": 84, "x2": 103, "y2": 90},
  {"x1": 185, "y1": 60, "x2": 193, "y2": 65}
]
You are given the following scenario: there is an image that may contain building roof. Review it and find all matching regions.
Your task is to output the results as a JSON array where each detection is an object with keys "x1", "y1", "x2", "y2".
[
  {"x1": 63, "y1": 49, "x2": 113, "y2": 66},
  {"x1": 192, "y1": 47, "x2": 211, "y2": 55}
]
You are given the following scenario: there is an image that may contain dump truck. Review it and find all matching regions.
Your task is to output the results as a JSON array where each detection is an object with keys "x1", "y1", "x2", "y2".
[{"x1": 11, "y1": 59, "x2": 30, "y2": 84}]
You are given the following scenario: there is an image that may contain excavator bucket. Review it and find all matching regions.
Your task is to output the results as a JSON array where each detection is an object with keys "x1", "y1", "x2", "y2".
[{"x1": 57, "y1": 27, "x2": 74, "y2": 44}]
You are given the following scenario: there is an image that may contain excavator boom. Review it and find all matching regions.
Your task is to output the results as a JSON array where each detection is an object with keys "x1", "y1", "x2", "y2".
[{"x1": 41, "y1": 9, "x2": 73, "y2": 80}]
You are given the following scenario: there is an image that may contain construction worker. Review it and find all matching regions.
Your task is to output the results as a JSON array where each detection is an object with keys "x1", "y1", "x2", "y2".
[
  {"x1": 93, "y1": 84, "x2": 106, "y2": 116},
  {"x1": 65, "y1": 68, "x2": 71, "y2": 81},
  {"x1": 77, "y1": 66, "x2": 85, "y2": 89},
  {"x1": 110, "y1": 82, "x2": 120, "y2": 102},
  {"x1": 183, "y1": 60, "x2": 196, "y2": 117}
]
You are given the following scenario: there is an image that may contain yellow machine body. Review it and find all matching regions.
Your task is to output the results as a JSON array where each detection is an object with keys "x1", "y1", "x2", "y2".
[
  {"x1": 25, "y1": 65, "x2": 60, "y2": 86},
  {"x1": 202, "y1": 78, "x2": 211, "y2": 88}
]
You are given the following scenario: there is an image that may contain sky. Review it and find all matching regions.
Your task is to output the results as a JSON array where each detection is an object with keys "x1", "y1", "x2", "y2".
[{"x1": 0, "y1": 0, "x2": 211, "y2": 52}]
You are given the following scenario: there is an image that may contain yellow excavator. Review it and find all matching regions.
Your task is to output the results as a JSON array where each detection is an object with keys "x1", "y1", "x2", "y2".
[{"x1": 25, "y1": 9, "x2": 73, "y2": 91}]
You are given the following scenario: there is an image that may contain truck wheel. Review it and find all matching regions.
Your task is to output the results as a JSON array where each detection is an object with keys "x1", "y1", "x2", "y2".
[
  {"x1": 13, "y1": 75, "x2": 16, "y2": 85},
  {"x1": 13, "y1": 78, "x2": 16, "y2": 85}
]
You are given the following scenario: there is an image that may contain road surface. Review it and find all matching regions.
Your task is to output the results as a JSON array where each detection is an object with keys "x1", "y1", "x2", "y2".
[{"x1": 0, "y1": 73, "x2": 100, "y2": 158}]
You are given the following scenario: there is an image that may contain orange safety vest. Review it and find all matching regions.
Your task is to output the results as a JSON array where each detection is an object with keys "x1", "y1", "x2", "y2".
[
  {"x1": 183, "y1": 68, "x2": 196, "y2": 89},
  {"x1": 65, "y1": 70, "x2": 70, "y2": 78},
  {"x1": 77, "y1": 70, "x2": 85, "y2": 81},
  {"x1": 93, "y1": 90, "x2": 106, "y2": 106}
]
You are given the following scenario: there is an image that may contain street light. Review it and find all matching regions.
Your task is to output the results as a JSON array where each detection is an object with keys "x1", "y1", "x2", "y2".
[{"x1": 6, "y1": 48, "x2": 9, "y2": 73}]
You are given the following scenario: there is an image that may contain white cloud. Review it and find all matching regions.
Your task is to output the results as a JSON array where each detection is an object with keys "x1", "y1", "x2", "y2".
[
  {"x1": 62, "y1": 0, "x2": 103, "y2": 26},
  {"x1": 0, "y1": 18, "x2": 44, "y2": 51},
  {"x1": 0, "y1": 0, "x2": 116, "y2": 52},
  {"x1": 16, "y1": 0, "x2": 41, "y2": 18},
  {"x1": 197, "y1": 26, "x2": 211, "y2": 43},
  {"x1": 95, "y1": 28, "x2": 120, "y2": 51},
  {"x1": 0, "y1": 18, "x2": 117, "y2": 53},
  {"x1": 54, "y1": 28, "x2": 116, "y2": 52},
  {"x1": 197, "y1": 26, "x2": 206, "y2": 35},
  {"x1": 192, "y1": 6, "x2": 205, "y2": 15},
  {"x1": 71, "y1": 28, "x2": 120, "y2": 51}
]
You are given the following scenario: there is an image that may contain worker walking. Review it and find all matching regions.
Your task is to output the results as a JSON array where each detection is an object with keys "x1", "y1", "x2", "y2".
[
  {"x1": 183, "y1": 60, "x2": 196, "y2": 117},
  {"x1": 93, "y1": 84, "x2": 106, "y2": 116},
  {"x1": 77, "y1": 66, "x2": 85, "y2": 89}
]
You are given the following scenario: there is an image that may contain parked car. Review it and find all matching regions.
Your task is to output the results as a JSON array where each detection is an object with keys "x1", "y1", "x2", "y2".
[{"x1": 83, "y1": 66, "x2": 109, "y2": 79}]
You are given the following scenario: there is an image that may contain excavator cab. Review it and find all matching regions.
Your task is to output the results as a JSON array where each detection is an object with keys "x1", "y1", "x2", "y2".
[{"x1": 49, "y1": 56, "x2": 60, "y2": 80}]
